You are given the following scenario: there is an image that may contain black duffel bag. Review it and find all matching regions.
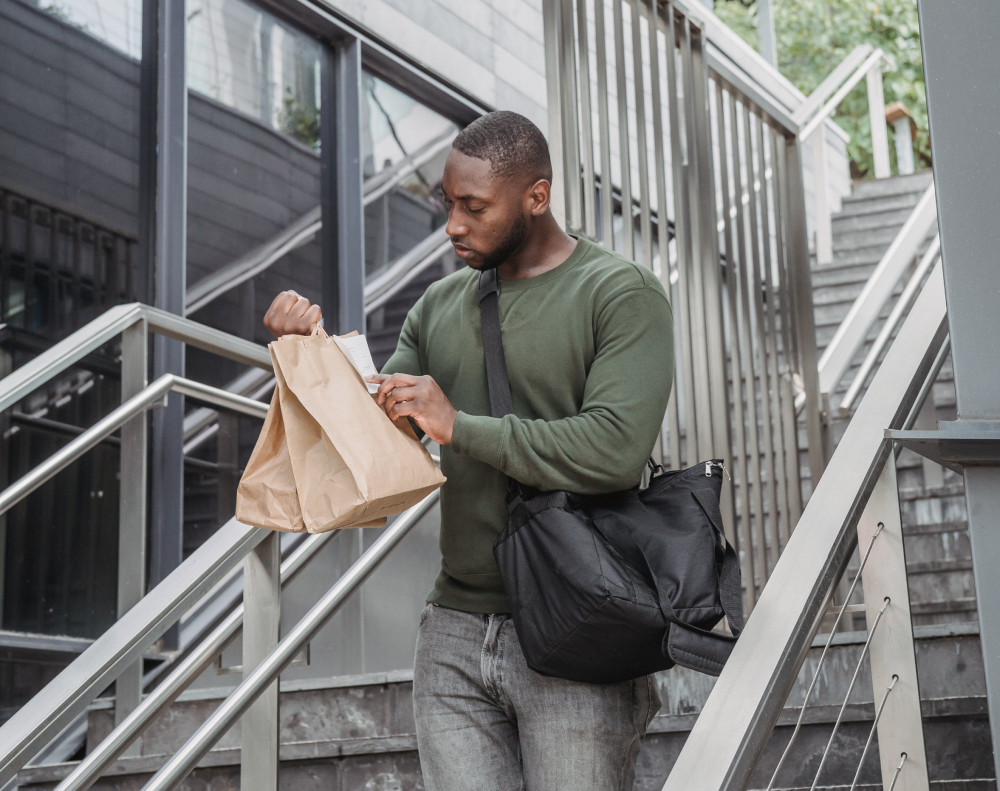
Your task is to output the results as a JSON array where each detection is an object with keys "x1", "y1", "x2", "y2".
[{"x1": 477, "y1": 269, "x2": 742, "y2": 684}]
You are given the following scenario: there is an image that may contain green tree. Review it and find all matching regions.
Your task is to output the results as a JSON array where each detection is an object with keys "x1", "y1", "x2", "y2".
[{"x1": 714, "y1": 0, "x2": 929, "y2": 178}]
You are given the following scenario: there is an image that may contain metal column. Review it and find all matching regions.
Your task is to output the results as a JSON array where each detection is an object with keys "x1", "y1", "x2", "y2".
[
  {"x1": 149, "y1": 0, "x2": 187, "y2": 628},
  {"x1": 321, "y1": 36, "x2": 366, "y2": 337},
  {"x1": 240, "y1": 531, "x2": 281, "y2": 791},
  {"x1": 917, "y1": 0, "x2": 1000, "y2": 778}
]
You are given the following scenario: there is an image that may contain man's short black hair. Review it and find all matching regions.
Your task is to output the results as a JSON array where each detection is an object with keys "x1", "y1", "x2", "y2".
[{"x1": 453, "y1": 111, "x2": 552, "y2": 184}]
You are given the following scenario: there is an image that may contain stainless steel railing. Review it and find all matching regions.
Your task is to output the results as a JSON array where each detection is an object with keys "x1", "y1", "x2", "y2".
[
  {"x1": 138, "y1": 492, "x2": 439, "y2": 791},
  {"x1": 0, "y1": 303, "x2": 271, "y2": 786},
  {"x1": 52, "y1": 529, "x2": 337, "y2": 791}
]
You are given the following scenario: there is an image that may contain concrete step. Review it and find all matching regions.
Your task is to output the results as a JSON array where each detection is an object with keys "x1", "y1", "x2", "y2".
[
  {"x1": 830, "y1": 205, "x2": 921, "y2": 234},
  {"x1": 17, "y1": 626, "x2": 991, "y2": 791},
  {"x1": 842, "y1": 171, "x2": 934, "y2": 200},
  {"x1": 834, "y1": 189, "x2": 926, "y2": 219}
]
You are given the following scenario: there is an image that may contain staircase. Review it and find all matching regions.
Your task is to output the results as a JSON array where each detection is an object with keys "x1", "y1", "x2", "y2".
[
  {"x1": 811, "y1": 171, "x2": 975, "y2": 630},
  {"x1": 6, "y1": 172, "x2": 991, "y2": 791}
]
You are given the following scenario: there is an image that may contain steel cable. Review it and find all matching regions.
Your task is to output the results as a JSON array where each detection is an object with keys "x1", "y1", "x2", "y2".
[
  {"x1": 766, "y1": 522, "x2": 884, "y2": 790},
  {"x1": 888, "y1": 753, "x2": 907, "y2": 791},
  {"x1": 810, "y1": 596, "x2": 891, "y2": 791},
  {"x1": 849, "y1": 674, "x2": 898, "y2": 791}
]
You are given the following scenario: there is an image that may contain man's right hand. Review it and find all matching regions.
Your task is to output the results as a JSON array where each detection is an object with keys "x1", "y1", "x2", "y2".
[{"x1": 263, "y1": 291, "x2": 322, "y2": 338}]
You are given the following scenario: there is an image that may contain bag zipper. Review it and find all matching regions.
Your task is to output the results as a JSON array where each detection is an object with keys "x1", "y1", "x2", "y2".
[{"x1": 705, "y1": 461, "x2": 731, "y2": 480}]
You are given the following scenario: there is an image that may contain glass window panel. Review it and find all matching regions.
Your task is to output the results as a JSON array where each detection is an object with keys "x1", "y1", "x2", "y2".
[
  {"x1": 186, "y1": 0, "x2": 322, "y2": 147},
  {"x1": 0, "y1": 0, "x2": 145, "y2": 643}
]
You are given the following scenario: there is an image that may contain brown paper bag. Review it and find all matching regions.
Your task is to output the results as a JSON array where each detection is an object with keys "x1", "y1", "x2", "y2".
[{"x1": 236, "y1": 327, "x2": 445, "y2": 533}]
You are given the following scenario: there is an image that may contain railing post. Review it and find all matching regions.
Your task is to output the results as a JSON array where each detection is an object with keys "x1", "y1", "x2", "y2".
[
  {"x1": 866, "y1": 65, "x2": 891, "y2": 179},
  {"x1": 856, "y1": 456, "x2": 929, "y2": 790},
  {"x1": 541, "y1": 0, "x2": 567, "y2": 230},
  {"x1": 810, "y1": 127, "x2": 833, "y2": 265},
  {"x1": 240, "y1": 530, "x2": 281, "y2": 791},
  {"x1": 116, "y1": 318, "x2": 148, "y2": 753}
]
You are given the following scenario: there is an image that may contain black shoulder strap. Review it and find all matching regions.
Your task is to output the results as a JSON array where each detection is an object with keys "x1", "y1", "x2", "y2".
[{"x1": 476, "y1": 269, "x2": 514, "y2": 419}]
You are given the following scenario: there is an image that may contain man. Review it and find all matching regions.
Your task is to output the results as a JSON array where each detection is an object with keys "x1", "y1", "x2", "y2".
[{"x1": 264, "y1": 111, "x2": 673, "y2": 791}]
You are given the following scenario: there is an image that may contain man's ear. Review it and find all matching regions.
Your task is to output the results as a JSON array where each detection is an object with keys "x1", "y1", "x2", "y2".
[{"x1": 527, "y1": 178, "x2": 551, "y2": 216}]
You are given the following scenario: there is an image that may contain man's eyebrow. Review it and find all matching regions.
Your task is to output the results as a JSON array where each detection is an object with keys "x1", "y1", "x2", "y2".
[{"x1": 440, "y1": 187, "x2": 486, "y2": 202}]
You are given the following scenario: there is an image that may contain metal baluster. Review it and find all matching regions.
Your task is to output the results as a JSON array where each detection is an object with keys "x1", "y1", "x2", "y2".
[
  {"x1": 766, "y1": 521, "x2": 884, "y2": 790},
  {"x1": 849, "y1": 674, "x2": 898, "y2": 791},
  {"x1": 241, "y1": 531, "x2": 281, "y2": 791},
  {"x1": 575, "y1": 0, "x2": 597, "y2": 239},
  {"x1": 664, "y1": 4, "x2": 697, "y2": 467},
  {"x1": 728, "y1": 95, "x2": 768, "y2": 581},
  {"x1": 809, "y1": 597, "x2": 890, "y2": 791},
  {"x1": 646, "y1": 0, "x2": 681, "y2": 469},
  {"x1": 715, "y1": 85, "x2": 755, "y2": 610},
  {"x1": 769, "y1": 131, "x2": 804, "y2": 525},
  {"x1": 559, "y1": 0, "x2": 583, "y2": 234},
  {"x1": 629, "y1": 0, "x2": 652, "y2": 270},
  {"x1": 594, "y1": 0, "x2": 615, "y2": 248},
  {"x1": 612, "y1": 0, "x2": 633, "y2": 257},
  {"x1": 742, "y1": 105, "x2": 782, "y2": 572},
  {"x1": 679, "y1": 19, "x2": 715, "y2": 464},
  {"x1": 116, "y1": 319, "x2": 148, "y2": 752},
  {"x1": 694, "y1": 66, "x2": 735, "y2": 542},
  {"x1": 755, "y1": 118, "x2": 792, "y2": 551}
]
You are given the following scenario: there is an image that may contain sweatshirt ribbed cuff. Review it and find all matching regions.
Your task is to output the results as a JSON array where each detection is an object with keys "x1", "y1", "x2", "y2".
[{"x1": 451, "y1": 412, "x2": 506, "y2": 468}]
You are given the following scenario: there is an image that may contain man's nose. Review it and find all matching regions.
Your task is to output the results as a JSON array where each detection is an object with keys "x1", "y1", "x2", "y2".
[{"x1": 445, "y1": 209, "x2": 468, "y2": 239}]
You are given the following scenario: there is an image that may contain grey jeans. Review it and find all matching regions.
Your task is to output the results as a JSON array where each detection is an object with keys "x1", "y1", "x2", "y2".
[{"x1": 413, "y1": 603, "x2": 661, "y2": 791}]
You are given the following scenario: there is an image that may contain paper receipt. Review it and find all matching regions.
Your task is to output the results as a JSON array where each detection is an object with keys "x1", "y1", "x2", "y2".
[{"x1": 333, "y1": 334, "x2": 381, "y2": 393}]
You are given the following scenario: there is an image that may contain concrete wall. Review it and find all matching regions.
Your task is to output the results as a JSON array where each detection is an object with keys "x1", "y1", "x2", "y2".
[{"x1": 330, "y1": 0, "x2": 548, "y2": 131}]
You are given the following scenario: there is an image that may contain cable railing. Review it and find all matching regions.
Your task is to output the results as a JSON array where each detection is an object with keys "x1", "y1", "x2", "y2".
[{"x1": 660, "y1": 262, "x2": 947, "y2": 790}]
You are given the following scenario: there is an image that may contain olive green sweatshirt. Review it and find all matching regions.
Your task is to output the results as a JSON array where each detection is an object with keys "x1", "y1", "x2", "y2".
[{"x1": 381, "y1": 236, "x2": 674, "y2": 614}]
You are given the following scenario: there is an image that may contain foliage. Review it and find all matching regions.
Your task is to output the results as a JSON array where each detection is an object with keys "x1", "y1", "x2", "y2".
[
  {"x1": 714, "y1": 0, "x2": 930, "y2": 177},
  {"x1": 279, "y1": 90, "x2": 321, "y2": 150}
]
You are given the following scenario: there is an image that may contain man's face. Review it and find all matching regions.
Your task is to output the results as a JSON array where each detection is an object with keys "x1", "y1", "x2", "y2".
[{"x1": 441, "y1": 149, "x2": 530, "y2": 271}]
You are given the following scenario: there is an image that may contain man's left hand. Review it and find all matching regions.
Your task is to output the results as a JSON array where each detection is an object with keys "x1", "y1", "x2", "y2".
[{"x1": 366, "y1": 373, "x2": 458, "y2": 445}]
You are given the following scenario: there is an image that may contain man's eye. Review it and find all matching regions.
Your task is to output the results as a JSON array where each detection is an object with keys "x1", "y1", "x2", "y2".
[{"x1": 468, "y1": 207, "x2": 485, "y2": 214}]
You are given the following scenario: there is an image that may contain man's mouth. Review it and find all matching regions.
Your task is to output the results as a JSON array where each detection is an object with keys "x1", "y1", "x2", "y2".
[{"x1": 451, "y1": 242, "x2": 475, "y2": 260}]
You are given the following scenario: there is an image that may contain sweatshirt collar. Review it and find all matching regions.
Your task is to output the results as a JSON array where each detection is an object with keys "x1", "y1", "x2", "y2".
[{"x1": 497, "y1": 234, "x2": 590, "y2": 293}]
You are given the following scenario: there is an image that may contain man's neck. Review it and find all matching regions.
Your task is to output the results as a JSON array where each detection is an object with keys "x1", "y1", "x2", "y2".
[{"x1": 496, "y1": 215, "x2": 578, "y2": 281}]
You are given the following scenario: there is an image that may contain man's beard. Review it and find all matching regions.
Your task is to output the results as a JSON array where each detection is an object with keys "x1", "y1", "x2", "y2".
[{"x1": 462, "y1": 212, "x2": 528, "y2": 271}]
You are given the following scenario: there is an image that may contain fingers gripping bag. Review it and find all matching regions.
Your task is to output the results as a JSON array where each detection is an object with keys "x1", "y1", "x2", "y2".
[{"x1": 236, "y1": 326, "x2": 446, "y2": 533}]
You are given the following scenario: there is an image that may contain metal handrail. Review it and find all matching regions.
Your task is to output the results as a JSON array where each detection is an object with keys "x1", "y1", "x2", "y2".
[
  {"x1": 54, "y1": 530, "x2": 336, "y2": 791},
  {"x1": 661, "y1": 265, "x2": 948, "y2": 790},
  {"x1": 839, "y1": 236, "x2": 941, "y2": 413},
  {"x1": 791, "y1": 45, "x2": 875, "y2": 127},
  {"x1": 797, "y1": 48, "x2": 891, "y2": 143},
  {"x1": 816, "y1": 183, "x2": 937, "y2": 399},
  {"x1": 140, "y1": 491, "x2": 441, "y2": 791},
  {"x1": 0, "y1": 303, "x2": 271, "y2": 416},
  {"x1": 0, "y1": 374, "x2": 267, "y2": 519},
  {"x1": 0, "y1": 517, "x2": 268, "y2": 788}
]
